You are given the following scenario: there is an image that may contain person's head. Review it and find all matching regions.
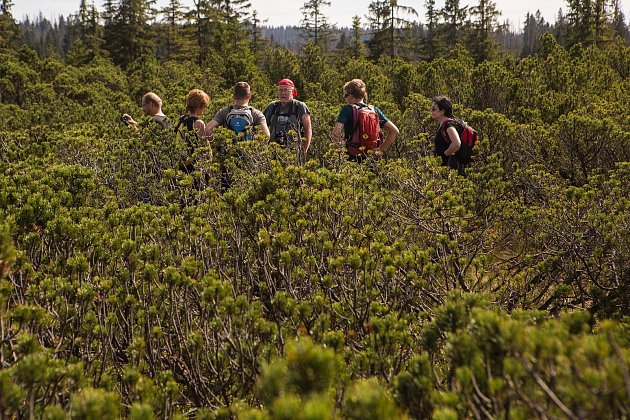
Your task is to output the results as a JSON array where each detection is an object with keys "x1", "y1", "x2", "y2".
[
  {"x1": 141, "y1": 92, "x2": 163, "y2": 116},
  {"x1": 343, "y1": 79, "x2": 368, "y2": 103},
  {"x1": 186, "y1": 89, "x2": 210, "y2": 115},
  {"x1": 233, "y1": 82, "x2": 252, "y2": 102},
  {"x1": 431, "y1": 95, "x2": 453, "y2": 119},
  {"x1": 277, "y1": 79, "x2": 298, "y2": 103}
]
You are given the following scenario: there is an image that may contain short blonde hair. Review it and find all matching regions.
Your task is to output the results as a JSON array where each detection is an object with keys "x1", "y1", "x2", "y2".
[
  {"x1": 186, "y1": 89, "x2": 210, "y2": 113},
  {"x1": 233, "y1": 82, "x2": 251, "y2": 100},
  {"x1": 142, "y1": 92, "x2": 163, "y2": 107},
  {"x1": 343, "y1": 79, "x2": 368, "y2": 102}
]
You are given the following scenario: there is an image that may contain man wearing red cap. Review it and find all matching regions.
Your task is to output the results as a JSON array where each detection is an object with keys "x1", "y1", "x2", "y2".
[{"x1": 263, "y1": 79, "x2": 312, "y2": 153}]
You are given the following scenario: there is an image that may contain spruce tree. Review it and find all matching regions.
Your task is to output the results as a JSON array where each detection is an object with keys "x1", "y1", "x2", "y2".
[
  {"x1": 468, "y1": 0, "x2": 502, "y2": 61},
  {"x1": 160, "y1": 0, "x2": 195, "y2": 60},
  {"x1": 67, "y1": 0, "x2": 104, "y2": 63},
  {"x1": 566, "y1": 0, "x2": 594, "y2": 47},
  {"x1": 592, "y1": 0, "x2": 614, "y2": 46},
  {"x1": 366, "y1": 0, "x2": 416, "y2": 59},
  {"x1": 366, "y1": 0, "x2": 389, "y2": 59},
  {"x1": 419, "y1": 0, "x2": 443, "y2": 60},
  {"x1": 350, "y1": 15, "x2": 366, "y2": 58},
  {"x1": 611, "y1": 0, "x2": 629, "y2": 40},
  {"x1": 440, "y1": 0, "x2": 468, "y2": 48},
  {"x1": 300, "y1": 0, "x2": 334, "y2": 52},
  {"x1": 0, "y1": 0, "x2": 20, "y2": 50},
  {"x1": 103, "y1": 0, "x2": 156, "y2": 68}
]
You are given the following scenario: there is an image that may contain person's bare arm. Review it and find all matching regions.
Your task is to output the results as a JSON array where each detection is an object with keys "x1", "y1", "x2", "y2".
[
  {"x1": 444, "y1": 126, "x2": 461, "y2": 156},
  {"x1": 301, "y1": 113, "x2": 312, "y2": 152},
  {"x1": 331, "y1": 122, "x2": 344, "y2": 145},
  {"x1": 258, "y1": 121, "x2": 270, "y2": 138},
  {"x1": 380, "y1": 120, "x2": 399, "y2": 152},
  {"x1": 204, "y1": 119, "x2": 220, "y2": 137}
]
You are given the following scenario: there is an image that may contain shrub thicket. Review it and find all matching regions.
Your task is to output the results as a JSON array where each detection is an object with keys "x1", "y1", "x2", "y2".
[{"x1": 0, "y1": 38, "x2": 629, "y2": 418}]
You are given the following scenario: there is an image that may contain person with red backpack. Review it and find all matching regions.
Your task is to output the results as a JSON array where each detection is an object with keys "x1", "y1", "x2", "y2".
[
  {"x1": 331, "y1": 79, "x2": 399, "y2": 162},
  {"x1": 431, "y1": 95, "x2": 477, "y2": 176}
]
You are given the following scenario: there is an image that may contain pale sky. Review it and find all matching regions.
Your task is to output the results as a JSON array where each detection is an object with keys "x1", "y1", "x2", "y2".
[{"x1": 11, "y1": 0, "x2": 629, "y2": 32}]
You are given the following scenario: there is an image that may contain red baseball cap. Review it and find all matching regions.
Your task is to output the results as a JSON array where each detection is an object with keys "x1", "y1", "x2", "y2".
[{"x1": 278, "y1": 79, "x2": 298, "y2": 97}]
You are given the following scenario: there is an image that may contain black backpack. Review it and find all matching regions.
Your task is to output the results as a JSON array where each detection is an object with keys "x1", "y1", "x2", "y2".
[
  {"x1": 266, "y1": 100, "x2": 303, "y2": 146},
  {"x1": 174, "y1": 115, "x2": 200, "y2": 159}
]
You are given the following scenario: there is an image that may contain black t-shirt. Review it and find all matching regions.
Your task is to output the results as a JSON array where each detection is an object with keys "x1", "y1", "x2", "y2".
[{"x1": 263, "y1": 99, "x2": 309, "y2": 144}]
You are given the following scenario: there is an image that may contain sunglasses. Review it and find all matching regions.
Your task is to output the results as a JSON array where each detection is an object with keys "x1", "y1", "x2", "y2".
[{"x1": 344, "y1": 93, "x2": 351, "y2": 98}]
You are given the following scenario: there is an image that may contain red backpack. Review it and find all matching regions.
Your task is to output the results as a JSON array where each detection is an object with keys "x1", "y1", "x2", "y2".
[{"x1": 346, "y1": 103, "x2": 382, "y2": 157}]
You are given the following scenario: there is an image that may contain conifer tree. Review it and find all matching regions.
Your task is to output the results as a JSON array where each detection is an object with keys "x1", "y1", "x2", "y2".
[
  {"x1": 564, "y1": 0, "x2": 619, "y2": 47},
  {"x1": 350, "y1": 15, "x2": 366, "y2": 58},
  {"x1": 103, "y1": 0, "x2": 155, "y2": 68},
  {"x1": 419, "y1": 0, "x2": 443, "y2": 60},
  {"x1": 160, "y1": 0, "x2": 195, "y2": 60},
  {"x1": 592, "y1": 0, "x2": 614, "y2": 46},
  {"x1": 611, "y1": 0, "x2": 629, "y2": 40},
  {"x1": 440, "y1": 0, "x2": 468, "y2": 47},
  {"x1": 300, "y1": 0, "x2": 334, "y2": 51},
  {"x1": 67, "y1": 0, "x2": 104, "y2": 63},
  {"x1": 554, "y1": 8, "x2": 569, "y2": 46},
  {"x1": 467, "y1": 0, "x2": 502, "y2": 61},
  {"x1": 366, "y1": 0, "x2": 417, "y2": 58},
  {"x1": 249, "y1": 10, "x2": 267, "y2": 59},
  {"x1": 522, "y1": 10, "x2": 550, "y2": 57},
  {"x1": 0, "y1": 0, "x2": 20, "y2": 50},
  {"x1": 366, "y1": 0, "x2": 389, "y2": 59}
]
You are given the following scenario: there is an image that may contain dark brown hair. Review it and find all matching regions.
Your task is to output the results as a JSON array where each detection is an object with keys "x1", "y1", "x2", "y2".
[
  {"x1": 234, "y1": 82, "x2": 251, "y2": 100},
  {"x1": 432, "y1": 95, "x2": 453, "y2": 118}
]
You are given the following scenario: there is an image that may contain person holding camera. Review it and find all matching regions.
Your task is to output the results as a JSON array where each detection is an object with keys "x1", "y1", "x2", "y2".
[
  {"x1": 122, "y1": 92, "x2": 170, "y2": 130},
  {"x1": 263, "y1": 79, "x2": 312, "y2": 153}
]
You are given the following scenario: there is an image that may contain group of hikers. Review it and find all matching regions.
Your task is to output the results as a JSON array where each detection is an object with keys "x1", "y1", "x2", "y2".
[{"x1": 121, "y1": 78, "x2": 474, "y2": 175}]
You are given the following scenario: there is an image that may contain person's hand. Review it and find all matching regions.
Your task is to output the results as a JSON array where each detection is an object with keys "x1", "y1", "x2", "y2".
[{"x1": 121, "y1": 113, "x2": 137, "y2": 126}]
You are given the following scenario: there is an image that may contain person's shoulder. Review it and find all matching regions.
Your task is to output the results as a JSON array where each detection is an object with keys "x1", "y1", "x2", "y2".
[
  {"x1": 445, "y1": 118, "x2": 460, "y2": 128},
  {"x1": 249, "y1": 106, "x2": 266, "y2": 123},
  {"x1": 263, "y1": 101, "x2": 279, "y2": 112},
  {"x1": 293, "y1": 99, "x2": 309, "y2": 111}
]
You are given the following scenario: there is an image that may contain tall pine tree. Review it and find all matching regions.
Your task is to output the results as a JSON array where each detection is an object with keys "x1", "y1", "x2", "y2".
[
  {"x1": 160, "y1": 0, "x2": 195, "y2": 60},
  {"x1": 300, "y1": 0, "x2": 334, "y2": 51},
  {"x1": 419, "y1": 0, "x2": 443, "y2": 60},
  {"x1": 440, "y1": 0, "x2": 468, "y2": 48},
  {"x1": 0, "y1": 0, "x2": 20, "y2": 50},
  {"x1": 366, "y1": 0, "x2": 417, "y2": 59},
  {"x1": 104, "y1": 0, "x2": 155, "y2": 68},
  {"x1": 467, "y1": 0, "x2": 502, "y2": 61}
]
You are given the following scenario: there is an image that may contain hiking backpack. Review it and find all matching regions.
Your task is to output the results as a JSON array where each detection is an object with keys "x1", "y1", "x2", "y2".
[
  {"x1": 225, "y1": 106, "x2": 254, "y2": 141},
  {"x1": 174, "y1": 115, "x2": 200, "y2": 156},
  {"x1": 440, "y1": 119, "x2": 478, "y2": 164},
  {"x1": 174, "y1": 114, "x2": 201, "y2": 172},
  {"x1": 267, "y1": 100, "x2": 302, "y2": 146},
  {"x1": 346, "y1": 103, "x2": 382, "y2": 157}
]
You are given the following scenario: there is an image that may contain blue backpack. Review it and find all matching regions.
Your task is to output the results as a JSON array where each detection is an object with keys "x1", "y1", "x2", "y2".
[{"x1": 225, "y1": 106, "x2": 254, "y2": 141}]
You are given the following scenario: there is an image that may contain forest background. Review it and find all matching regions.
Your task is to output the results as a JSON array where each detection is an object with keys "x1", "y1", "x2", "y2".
[{"x1": 0, "y1": 0, "x2": 629, "y2": 418}]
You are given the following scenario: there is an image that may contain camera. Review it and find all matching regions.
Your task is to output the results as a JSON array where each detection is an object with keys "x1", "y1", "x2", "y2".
[
  {"x1": 121, "y1": 114, "x2": 130, "y2": 126},
  {"x1": 275, "y1": 131, "x2": 287, "y2": 146}
]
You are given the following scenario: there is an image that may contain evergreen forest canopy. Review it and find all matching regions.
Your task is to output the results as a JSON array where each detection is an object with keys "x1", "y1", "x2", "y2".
[{"x1": 0, "y1": 0, "x2": 629, "y2": 418}]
